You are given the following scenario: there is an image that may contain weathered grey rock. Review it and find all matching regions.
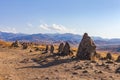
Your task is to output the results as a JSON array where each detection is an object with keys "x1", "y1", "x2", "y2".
[
  {"x1": 82, "y1": 70, "x2": 88, "y2": 73},
  {"x1": 58, "y1": 43, "x2": 64, "y2": 53},
  {"x1": 116, "y1": 55, "x2": 120, "y2": 62},
  {"x1": 115, "y1": 67, "x2": 120, "y2": 73},
  {"x1": 22, "y1": 43, "x2": 28, "y2": 49},
  {"x1": 77, "y1": 33, "x2": 96, "y2": 60},
  {"x1": 106, "y1": 53, "x2": 112, "y2": 60},
  {"x1": 61, "y1": 42, "x2": 71, "y2": 56},
  {"x1": 41, "y1": 45, "x2": 49, "y2": 54},
  {"x1": 44, "y1": 45, "x2": 49, "y2": 53},
  {"x1": 50, "y1": 45, "x2": 54, "y2": 53},
  {"x1": 11, "y1": 40, "x2": 20, "y2": 47}
]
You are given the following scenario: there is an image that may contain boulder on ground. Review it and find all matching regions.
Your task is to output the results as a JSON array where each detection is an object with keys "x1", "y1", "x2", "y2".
[
  {"x1": 61, "y1": 42, "x2": 71, "y2": 56},
  {"x1": 50, "y1": 45, "x2": 54, "y2": 53},
  {"x1": 106, "y1": 53, "x2": 112, "y2": 60},
  {"x1": 115, "y1": 67, "x2": 120, "y2": 73},
  {"x1": 41, "y1": 45, "x2": 49, "y2": 54},
  {"x1": 77, "y1": 33, "x2": 96, "y2": 60},
  {"x1": 11, "y1": 40, "x2": 20, "y2": 47},
  {"x1": 116, "y1": 55, "x2": 120, "y2": 62},
  {"x1": 45, "y1": 45, "x2": 49, "y2": 53},
  {"x1": 22, "y1": 43, "x2": 28, "y2": 49},
  {"x1": 58, "y1": 43, "x2": 64, "y2": 54}
]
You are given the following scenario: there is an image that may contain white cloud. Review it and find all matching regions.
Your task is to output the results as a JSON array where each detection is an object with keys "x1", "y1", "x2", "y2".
[
  {"x1": 51, "y1": 24, "x2": 66, "y2": 32},
  {"x1": 39, "y1": 24, "x2": 50, "y2": 31},
  {"x1": 39, "y1": 23, "x2": 75, "y2": 34},
  {"x1": 0, "y1": 27, "x2": 17, "y2": 33}
]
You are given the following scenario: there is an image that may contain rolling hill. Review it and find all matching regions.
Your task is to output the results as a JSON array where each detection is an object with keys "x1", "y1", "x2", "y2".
[{"x1": 1, "y1": 31, "x2": 120, "y2": 47}]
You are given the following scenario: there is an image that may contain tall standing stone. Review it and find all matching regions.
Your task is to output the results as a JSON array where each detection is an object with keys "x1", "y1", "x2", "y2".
[
  {"x1": 58, "y1": 43, "x2": 64, "y2": 54},
  {"x1": 61, "y1": 42, "x2": 71, "y2": 56},
  {"x1": 11, "y1": 40, "x2": 20, "y2": 47},
  {"x1": 45, "y1": 45, "x2": 49, "y2": 53},
  {"x1": 50, "y1": 45, "x2": 54, "y2": 53},
  {"x1": 116, "y1": 55, "x2": 120, "y2": 62},
  {"x1": 77, "y1": 33, "x2": 96, "y2": 60},
  {"x1": 22, "y1": 42, "x2": 28, "y2": 49},
  {"x1": 106, "y1": 53, "x2": 112, "y2": 60}
]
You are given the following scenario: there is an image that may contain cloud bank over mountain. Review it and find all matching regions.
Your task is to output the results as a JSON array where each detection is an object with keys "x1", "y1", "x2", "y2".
[{"x1": 39, "y1": 23, "x2": 75, "y2": 34}]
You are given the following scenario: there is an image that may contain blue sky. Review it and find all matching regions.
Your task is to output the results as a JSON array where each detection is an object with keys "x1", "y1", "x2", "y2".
[{"x1": 0, "y1": 0, "x2": 120, "y2": 38}]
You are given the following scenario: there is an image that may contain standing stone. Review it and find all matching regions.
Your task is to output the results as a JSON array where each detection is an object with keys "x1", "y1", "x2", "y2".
[
  {"x1": 115, "y1": 67, "x2": 120, "y2": 73},
  {"x1": 22, "y1": 43, "x2": 28, "y2": 49},
  {"x1": 61, "y1": 42, "x2": 71, "y2": 56},
  {"x1": 58, "y1": 43, "x2": 64, "y2": 54},
  {"x1": 116, "y1": 55, "x2": 120, "y2": 62},
  {"x1": 77, "y1": 33, "x2": 96, "y2": 60},
  {"x1": 50, "y1": 45, "x2": 54, "y2": 53},
  {"x1": 45, "y1": 45, "x2": 49, "y2": 53},
  {"x1": 106, "y1": 53, "x2": 112, "y2": 60},
  {"x1": 11, "y1": 40, "x2": 20, "y2": 47}
]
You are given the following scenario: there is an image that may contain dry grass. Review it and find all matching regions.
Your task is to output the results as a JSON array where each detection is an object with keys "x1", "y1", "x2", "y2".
[
  {"x1": 0, "y1": 40, "x2": 11, "y2": 47},
  {"x1": 97, "y1": 50, "x2": 120, "y2": 60},
  {"x1": 1, "y1": 40, "x2": 119, "y2": 61}
]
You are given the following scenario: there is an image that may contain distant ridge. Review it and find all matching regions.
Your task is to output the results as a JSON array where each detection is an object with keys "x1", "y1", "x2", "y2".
[{"x1": 0, "y1": 31, "x2": 120, "y2": 46}]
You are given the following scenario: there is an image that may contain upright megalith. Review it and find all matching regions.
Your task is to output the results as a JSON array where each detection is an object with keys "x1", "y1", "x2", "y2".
[
  {"x1": 116, "y1": 55, "x2": 120, "y2": 62},
  {"x1": 45, "y1": 45, "x2": 49, "y2": 53},
  {"x1": 11, "y1": 40, "x2": 20, "y2": 47},
  {"x1": 106, "y1": 53, "x2": 112, "y2": 60},
  {"x1": 58, "y1": 43, "x2": 64, "y2": 54},
  {"x1": 61, "y1": 42, "x2": 71, "y2": 56},
  {"x1": 77, "y1": 33, "x2": 96, "y2": 60},
  {"x1": 50, "y1": 45, "x2": 54, "y2": 53},
  {"x1": 42, "y1": 45, "x2": 49, "y2": 54},
  {"x1": 22, "y1": 43, "x2": 28, "y2": 49}
]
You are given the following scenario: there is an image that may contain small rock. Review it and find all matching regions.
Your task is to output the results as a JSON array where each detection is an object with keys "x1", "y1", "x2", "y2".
[
  {"x1": 115, "y1": 67, "x2": 120, "y2": 73},
  {"x1": 105, "y1": 60, "x2": 114, "y2": 64},
  {"x1": 98, "y1": 71, "x2": 103, "y2": 74},
  {"x1": 54, "y1": 70, "x2": 58, "y2": 72},
  {"x1": 45, "y1": 77, "x2": 49, "y2": 80},
  {"x1": 64, "y1": 69, "x2": 70, "y2": 72},
  {"x1": 91, "y1": 60, "x2": 96, "y2": 63},
  {"x1": 116, "y1": 55, "x2": 120, "y2": 62},
  {"x1": 30, "y1": 50, "x2": 32, "y2": 52},
  {"x1": 61, "y1": 42, "x2": 71, "y2": 56},
  {"x1": 73, "y1": 65, "x2": 83, "y2": 70},
  {"x1": 72, "y1": 72, "x2": 78, "y2": 75},
  {"x1": 94, "y1": 70, "x2": 103, "y2": 74},
  {"x1": 109, "y1": 76, "x2": 113, "y2": 78},
  {"x1": 82, "y1": 70, "x2": 88, "y2": 73},
  {"x1": 106, "y1": 53, "x2": 112, "y2": 60}
]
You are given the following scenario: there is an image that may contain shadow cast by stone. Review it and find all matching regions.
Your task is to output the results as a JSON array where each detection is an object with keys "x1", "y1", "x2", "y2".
[{"x1": 18, "y1": 53, "x2": 77, "y2": 69}]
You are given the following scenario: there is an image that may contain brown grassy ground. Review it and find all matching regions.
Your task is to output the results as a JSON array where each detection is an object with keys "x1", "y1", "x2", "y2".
[{"x1": 0, "y1": 43, "x2": 120, "y2": 80}]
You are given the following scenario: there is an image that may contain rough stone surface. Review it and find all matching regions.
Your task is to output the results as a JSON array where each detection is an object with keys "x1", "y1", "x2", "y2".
[
  {"x1": 116, "y1": 55, "x2": 120, "y2": 62},
  {"x1": 115, "y1": 67, "x2": 120, "y2": 73},
  {"x1": 61, "y1": 42, "x2": 71, "y2": 56},
  {"x1": 22, "y1": 43, "x2": 28, "y2": 49},
  {"x1": 58, "y1": 43, "x2": 64, "y2": 54},
  {"x1": 50, "y1": 45, "x2": 54, "y2": 53},
  {"x1": 45, "y1": 45, "x2": 49, "y2": 52},
  {"x1": 11, "y1": 40, "x2": 20, "y2": 47},
  {"x1": 77, "y1": 33, "x2": 96, "y2": 60},
  {"x1": 106, "y1": 53, "x2": 112, "y2": 60}
]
